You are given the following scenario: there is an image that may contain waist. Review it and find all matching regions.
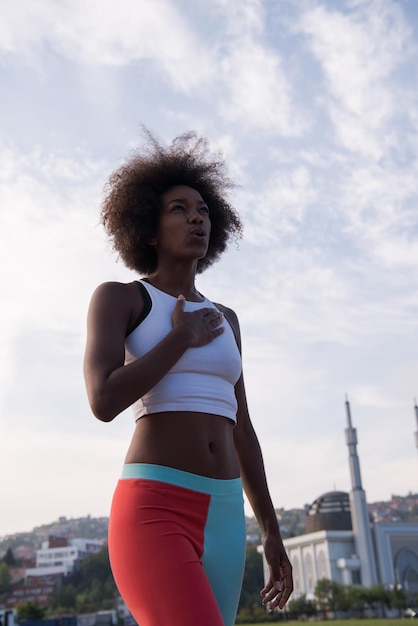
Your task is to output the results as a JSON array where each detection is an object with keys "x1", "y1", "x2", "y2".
[
  {"x1": 120, "y1": 463, "x2": 243, "y2": 496},
  {"x1": 124, "y1": 411, "x2": 240, "y2": 479}
]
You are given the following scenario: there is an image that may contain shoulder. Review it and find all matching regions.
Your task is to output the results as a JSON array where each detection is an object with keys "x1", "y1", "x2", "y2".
[
  {"x1": 88, "y1": 281, "x2": 145, "y2": 333},
  {"x1": 90, "y1": 280, "x2": 142, "y2": 305},
  {"x1": 214, "y1": 301, "x2": 241, "y2": 349}
]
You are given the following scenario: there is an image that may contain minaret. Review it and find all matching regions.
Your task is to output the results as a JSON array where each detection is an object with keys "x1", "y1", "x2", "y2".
[
  {"x1": 414, "y1": 399, "x2": 418, "y2": 454},
  {"x1": 344, "y1": 397, "x2": 378, "y2": 586}
]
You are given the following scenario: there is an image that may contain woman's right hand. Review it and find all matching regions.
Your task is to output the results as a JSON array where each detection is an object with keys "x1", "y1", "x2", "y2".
[{"x1": 172, "y1": 295, "x2": 224, "y2": 347}]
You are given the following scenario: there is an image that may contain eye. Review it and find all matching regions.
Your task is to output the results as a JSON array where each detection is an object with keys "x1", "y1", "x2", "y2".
[
  {"x1": 200, "y1": 205, "x2": 210, "y2": 214},
  {"x1": 171, "y1": 204, "x2": 185, "y2": 212}
]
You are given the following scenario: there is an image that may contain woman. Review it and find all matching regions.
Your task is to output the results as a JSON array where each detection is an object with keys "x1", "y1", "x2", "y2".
[{"x1": 84, "y1": 131, "x2": 292, "y2": 626}]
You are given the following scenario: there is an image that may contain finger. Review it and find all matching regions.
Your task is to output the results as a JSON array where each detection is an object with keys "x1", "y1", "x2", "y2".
[
  {"x1": 279, "y1": 586, "x2": 293, "y2": 609},
  {"x1": 202, "y1": 307, "x2": 223, "y2": 319},
  {"x1": 260, "y1": 581, "x2": 273, "y2": 597},
  {"x1": 261, "y1": 581, "x2": 281, "y2": 604},
  {"x1": 270, "y1": 587, "x2": 291, "y2": 611},
  {"x1": 210, "y1": 326, "x2": 224, "y2": 338},
  {"x1": 208, "y1": 317, "x2": 224, "y2": 331},
  {"x1": 199, "y1": 311, "x2": 223, "y2": 332},
  {"x1": 265, "y1": 579, "x2": 293, "y2": 611},
  {"x1": 172, "y1": 294, "x2": 186, "y2": 320}
]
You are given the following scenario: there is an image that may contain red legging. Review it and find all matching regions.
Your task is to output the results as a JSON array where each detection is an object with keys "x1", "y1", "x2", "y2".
[{"x1": 108, "y1": 464, "x2": 246, "y2": 626}]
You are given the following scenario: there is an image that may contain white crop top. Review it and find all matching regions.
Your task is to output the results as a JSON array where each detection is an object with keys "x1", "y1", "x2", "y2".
[{"x1": 125, "y1": 280, "x2": 242, "y2": 423}]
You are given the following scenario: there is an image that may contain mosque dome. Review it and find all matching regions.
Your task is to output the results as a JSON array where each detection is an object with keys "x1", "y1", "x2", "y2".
[{"x1": 305, "y1": 491, "x2": 352, "y2": 533}]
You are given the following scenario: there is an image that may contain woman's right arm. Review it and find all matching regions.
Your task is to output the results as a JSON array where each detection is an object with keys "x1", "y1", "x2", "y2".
[{"x1": 83, "y1": 282, "x2": 223, "y2": 422}]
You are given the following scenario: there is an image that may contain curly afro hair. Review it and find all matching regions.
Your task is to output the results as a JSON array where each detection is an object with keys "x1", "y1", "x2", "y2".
[{"x1": 101, "y1": 129, "x2": 243, "y2": 274}]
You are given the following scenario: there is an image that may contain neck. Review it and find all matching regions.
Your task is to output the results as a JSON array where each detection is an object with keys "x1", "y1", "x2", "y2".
[{"x1": 147, "y1": 265, "x2": 201, "y2": 301}]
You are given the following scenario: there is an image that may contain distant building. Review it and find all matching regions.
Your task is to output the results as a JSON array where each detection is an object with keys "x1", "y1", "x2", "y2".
[
  {"x1": 259, "y1": 400, "x2": 418, "y2": 604},
  {"x1": 4, "y1": 579, "x2": 57, "y2": 609},
  {"x1": 29, "y1": 536, "x2": 103, "y2": 577},
  {"x1": 3, "y1": 536, "x2": 104, "y2": 608}
]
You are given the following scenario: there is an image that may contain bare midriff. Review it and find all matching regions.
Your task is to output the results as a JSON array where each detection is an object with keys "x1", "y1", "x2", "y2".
[{"x1": 124, "y1": 411, "x2": 240, "y2": 479}]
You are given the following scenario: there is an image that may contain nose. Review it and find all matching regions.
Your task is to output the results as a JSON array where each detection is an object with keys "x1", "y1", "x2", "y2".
[{"x1": 188, "y1": 207, "x2": 203, "y2": 222}]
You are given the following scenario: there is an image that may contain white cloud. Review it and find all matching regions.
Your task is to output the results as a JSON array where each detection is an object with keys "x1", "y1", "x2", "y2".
[
  {"x1": 236, "y1": 165, "x2": 317, "y2": 242},
  {"x1": 216, "y1": 0, "x2": 307, "y2": 135},
  {"x1": 339, "y1": 158, "x2": 418, "y2": 267},
  {"x1": 0, "y1": 0, "x2": 57, "y2": 58},
  {"x1": 0, "y1": 0, "x2": 214, "y2": 92},
  {"x1": 212, "y1": 0, "x2": 266, "y2": 38},
  {"x1": 351, "y1": 384, "x2": 395, "y2": 409},
  {"x1": 220, "y1": 41, "x2": 305, "y2": 135},
  {"x1": 0, "y1": 144, "x2": 131, "y2": 410},
  {"x1": 1, "y1": 0, "x2": 308, "y2": 134},
  {"x1": 299, "y1": 0, "x2": 414, "y2": 156}
]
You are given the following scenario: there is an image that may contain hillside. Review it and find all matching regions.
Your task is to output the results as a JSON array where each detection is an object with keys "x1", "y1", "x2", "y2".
[{"x1": 1, "y1": 492, "x2": 417, "y2": 559}]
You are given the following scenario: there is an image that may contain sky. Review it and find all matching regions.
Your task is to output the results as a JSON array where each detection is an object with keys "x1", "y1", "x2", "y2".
[{"x1": 0, "y1": 0, "x2": 417, "y2": 538}]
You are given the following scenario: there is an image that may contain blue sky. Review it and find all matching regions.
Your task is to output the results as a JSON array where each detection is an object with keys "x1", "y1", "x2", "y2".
[{"x1": 1, "y1": 0, "x2": 417, "y2": 537}]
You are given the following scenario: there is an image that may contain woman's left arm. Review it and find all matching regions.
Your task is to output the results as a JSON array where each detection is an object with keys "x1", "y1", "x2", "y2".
[{"x1": 222, "y1": 306, "x2": 293, "y2": 611}]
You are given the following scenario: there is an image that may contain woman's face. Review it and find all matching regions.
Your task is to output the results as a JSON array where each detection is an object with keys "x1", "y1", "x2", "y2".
[{"x1": 152, "y1": 185, "x2": 211, "y2": 264}]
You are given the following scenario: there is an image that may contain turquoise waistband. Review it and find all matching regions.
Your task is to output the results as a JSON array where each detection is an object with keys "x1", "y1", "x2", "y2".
[{"x1": 120, "y1": 463, "x2": 242, "y2": 497}]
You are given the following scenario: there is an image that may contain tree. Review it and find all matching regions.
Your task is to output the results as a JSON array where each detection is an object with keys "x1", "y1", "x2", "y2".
[
  {"x1": 288, "y1": 593, "x2": 316, "y2": 617},
  {"x1": 81, "y1": 547, "x2": 114, "y2": 585},
  {"x1": 238, "y1": 548, "x2": 264, "y2": 611},
  {"x1": 0, "y1": 562, "x2": 12, "y2": 592},
  {"x1": 389, "y1": 581, "x2": 407, "y2": 615},
  {"x1": 50, "y1": 546, "x2": 117, "y2": 614},
  {"x1": 331, "y1": 583, "x2": 351, "y2": 612},
  {"x1": 314, "y1": 578, "x2": 342, "y2": 617},
  {"x1": 1, "y1": 548, "x2": 16, "y2": 567},
  {"x1": 366, "y1": 583, "x2": 391, "y2": 617},
  {"x1": 344, "y1": 585, "x2": 368, "y2": 615},
  {"x1": 16, "y1": 602, "x2": 46, "y2": 620},
  {"x1": 51, "y1": 583, "x2": 77, "y2": 610}
]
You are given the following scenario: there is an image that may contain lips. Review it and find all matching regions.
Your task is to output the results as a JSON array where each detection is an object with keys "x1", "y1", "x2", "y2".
[{"x1": 190, "y1": 228, "x2": 207, "y2": 238}]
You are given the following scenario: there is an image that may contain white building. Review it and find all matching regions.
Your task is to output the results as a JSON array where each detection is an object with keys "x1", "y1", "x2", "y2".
[
  {"x1": 260, "y1": 400, "x2": 418, "y2": 604},
  {"x1": 26, "y1": 537, "x2": 104, "y2": 581}
]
